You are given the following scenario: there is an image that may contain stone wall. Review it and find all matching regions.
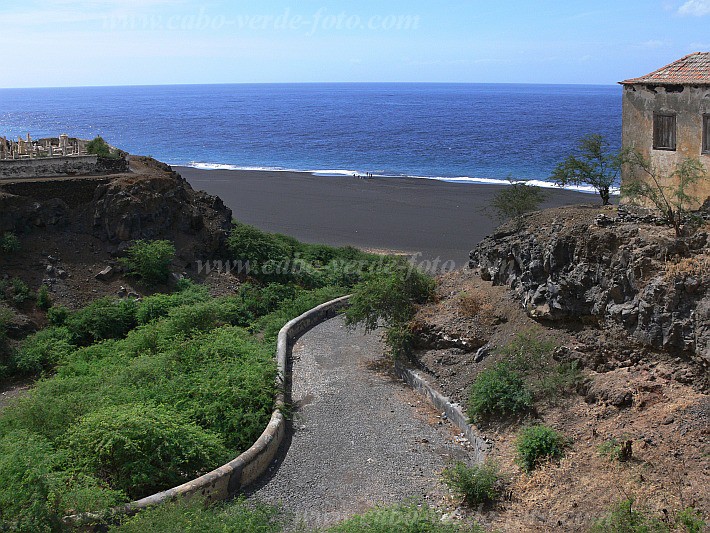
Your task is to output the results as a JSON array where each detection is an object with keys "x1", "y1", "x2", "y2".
[
  {"x1": 63, "y1": 295, "x2": 351, "y2": 529},
  {"x1": 621, "y1": 84, "x2": 710, "y2": 206},
  {"x1": 0, "y1": 155, "x2": 99, "y2": 179}
]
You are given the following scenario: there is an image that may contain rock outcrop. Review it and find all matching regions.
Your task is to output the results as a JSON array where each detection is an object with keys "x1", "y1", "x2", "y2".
[{"x1": 469, "y1": 205, "x2": 709, "y2": 365}]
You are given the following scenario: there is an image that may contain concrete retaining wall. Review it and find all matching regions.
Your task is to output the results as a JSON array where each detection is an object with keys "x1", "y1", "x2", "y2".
[
  {"x1": 394, "y1": 361, "x2": 491, "y2": 464},
  {"x1": 63, "y1": 295, "x2": 351, "y2": 529},
  {"x1": 0, "y1": 155, "x2": 99, "y2": 179}
]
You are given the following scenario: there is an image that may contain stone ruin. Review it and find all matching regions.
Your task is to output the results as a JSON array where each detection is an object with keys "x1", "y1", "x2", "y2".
[{"x1": 0, "y1": 133, "x2": 88, "y2": 160}]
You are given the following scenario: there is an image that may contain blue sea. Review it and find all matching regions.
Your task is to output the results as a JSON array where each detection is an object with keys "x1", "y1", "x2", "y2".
[{"x1": 0, "y1": 83, "x2": 622, "y2": 189}]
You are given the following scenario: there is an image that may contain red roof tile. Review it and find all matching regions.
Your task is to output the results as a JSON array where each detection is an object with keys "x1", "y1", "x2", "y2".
[{"x1": 620, "y1": 52, "x2": 710, "y2": 86}]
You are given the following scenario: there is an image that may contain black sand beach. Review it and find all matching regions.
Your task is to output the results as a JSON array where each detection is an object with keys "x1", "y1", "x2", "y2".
[{"x1": 178, "y1": 167, "x2": 597, "y2": 267}]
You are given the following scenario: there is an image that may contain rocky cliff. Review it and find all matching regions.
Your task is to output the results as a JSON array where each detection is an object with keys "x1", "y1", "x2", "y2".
[
  {"x1": 469, "y1": 205, "x2": 709, "y2": 367},
  {"x1": 0, "y1": 156, "x2": 232, "y2": 261}
]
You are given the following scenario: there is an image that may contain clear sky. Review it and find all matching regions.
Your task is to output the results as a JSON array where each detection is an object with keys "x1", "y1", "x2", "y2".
[{"x1": 2, "y1": 0, "x2": 709, "y2": 88}]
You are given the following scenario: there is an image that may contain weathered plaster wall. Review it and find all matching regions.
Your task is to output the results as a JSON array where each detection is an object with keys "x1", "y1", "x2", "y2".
[
  {"x1": 621, "y1": 84, "x2": 710, "y2": 206},
  {"x1": 0, "y1": 155, "x2": 99, "y2": 179}
]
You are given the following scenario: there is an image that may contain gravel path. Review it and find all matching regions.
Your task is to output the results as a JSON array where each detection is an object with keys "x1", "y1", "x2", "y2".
[{"x1": 248, "y1": 316, "x2": 469, "y2": 529}]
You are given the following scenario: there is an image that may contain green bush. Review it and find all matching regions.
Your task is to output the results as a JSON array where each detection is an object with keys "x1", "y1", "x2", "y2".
[
  {"x1": 491, "y1": 180, "x2": 546, "y2": 228},
  {"x1": 328, "y1": 502, "x2": 482, "y2": 532},
  {"x1": 467, "y1": 362, "x2": 532, "y2": 423},
  {"x1": 12, "y1": 326, "x2": 74, "y2": 375},
  {"x1": 441, "y1": 461, "x2": 501, "y2": 507},
  {"x1": 675, "y1": 507, "x2": 706, "y2": 533},
  {"x1": 47, "y1": 305, "x2": 69, "y2": 326},
  {"x1": 590, "y1": 499, "x2": 670, "y2": 533},
  {"x1": 135, "y1": 283, "x2": 210, "y2": 324},
  {"x1": 0, "y1": 232, "x2": 20, "y2": 254},
  {"x1": 86, "y1": 136, "x2": 121, "y2": 159},
  {"x1": 0, "y1": 277, "x2": 31, "y2": 305},
  {"x1": 65, "y1": 403, "x2": 228, "y2": 499},
  {"x1": 110, "y1": 498, "x2": 285, "y2": 533},
  {"x1": 227, "y1": 223, "x2": 291, "y2": 274},
  {"x1": 500, "y1": 329, "x2": 580, "y2": 401},
  {"x1": 120, "y1": 239, "x2": 176, "y2": 286},
  {"x1": 64, "y1": 297, "x2": 138, "y2": 345},
  {"x1": 36, "y1": 285, "x2": 52, "y2": 310},
  {"x1": 515, "y1": 425, "x2": 567, "y2": 472}
]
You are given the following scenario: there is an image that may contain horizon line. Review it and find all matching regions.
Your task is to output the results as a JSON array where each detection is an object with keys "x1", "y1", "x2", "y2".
[{"x1": 0, "y1": 80, "x2": 623, "y2": 91}]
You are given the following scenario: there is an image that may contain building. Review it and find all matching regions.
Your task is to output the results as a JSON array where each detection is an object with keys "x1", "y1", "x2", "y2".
[{"x1": 620, "y1": 52, "x2": 710, "y2": 206}]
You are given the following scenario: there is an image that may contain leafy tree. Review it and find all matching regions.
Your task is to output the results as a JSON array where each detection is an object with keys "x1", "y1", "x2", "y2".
[
  {"x1": 551, "y1": 134, "x2": 621, "y2": 205},
  {"x1": 622, "y1": 152, "x2": 707, "y2": 237},
  {"x1": 491, "y1": 180, "x2": 546, "y2": 229},
  {"x1": 120, "y1": 239, "x2": 176, "y2": 286},
  {"x1": 86, "y1": 136, "x2": 120, "y2": 159},
  {"x1": 0, "y1": 232, "x2": 20, "y2": 254}
]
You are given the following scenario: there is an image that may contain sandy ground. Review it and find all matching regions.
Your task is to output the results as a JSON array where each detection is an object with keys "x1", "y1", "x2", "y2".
[{"x1": 178, "y1": 167, "x2": 596, "y2": 267}]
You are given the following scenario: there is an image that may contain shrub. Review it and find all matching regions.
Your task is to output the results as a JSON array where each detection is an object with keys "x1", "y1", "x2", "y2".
[
  {"x1": 0, "y1": 277, "x2": 31, "y2": 305},
  {"x1": 441, "y1": 461, "x2": 501, "y2": 507},
  {"x1": 0, "y1": 232, "x2": 20, "y2": 254},
  {"x1": 86, "y1": 136, "x2": 120, "y2": 159},
  {"x1": 120, "y1": 239, "x2": 176, "y2": 286},
  {"x1": 36, "y1": 285, "x2": 52, "y2": 310},
  {"x1": 110, "y1": 498, "x2": 285, "y2": 533},
  {"x1": 500, "y1": 329, "x2": 581, "y2": 401},
  {"x1": 597, "y1": 437, "x2": 633, "y2": 463},
  {"x1": 346, "y1": 262, "x2": 435, "y2": 332},
  {"x1": 135, "y1": 282, "x2": 210, "y2": 324},
  {"x1": 491, "y1": 180, "x2": 546, "y2": 228},
  {"x1": 47, "y1": 305, "x2": 69, "y2": 326},
  {"x1": 622, "y1": 152, "x2": 707, "y2": 237},
  {"x1": 0, "y1": 429, "x2": 61, "y2": 532},
  {"x1": 467, "y1": 362, "x2": 532, "y2": 423},
  {"x1": 327, "y1": 502, "x2": 481, "y2": 532},
  {"x1": 64, "y1": 403, "x2": 228, "y2": 499},
  {"x1": 64, "y1": 297, "x2": 138, "y2": 345},
  {"x1": 675, "y1": 507, "x2": 706, "y2": 533},
  {"x1": 515, "y1": 425, "x2": 567, "y2": 472},
  {"x1": 590, "y1": 498, "x2": 670, "y2": 533},
  {"x1": 12, "y1": 326, "x2": 74, "y2": 375},
  {"x1": 227, "y1": 223, "x2": 291, "y2": 274}
]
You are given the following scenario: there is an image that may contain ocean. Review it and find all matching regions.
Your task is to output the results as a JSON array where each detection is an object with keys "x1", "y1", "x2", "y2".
[{"x1": 0, "y1": 83, "x2": 622, "y2": 189}]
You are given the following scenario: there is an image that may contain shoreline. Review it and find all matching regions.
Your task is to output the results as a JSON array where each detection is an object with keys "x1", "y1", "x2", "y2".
[{"x1": 177, "y1": 166, "x2": 602, "y2": 267}]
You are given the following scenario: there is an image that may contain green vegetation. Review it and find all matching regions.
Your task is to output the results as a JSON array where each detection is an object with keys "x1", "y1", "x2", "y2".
[
  {"x1": 515, "y1": 425, "x2": 567, "y2": 472},
  {"x1": 345, "y1": 261, "x2": 435, "y2": 358},
  {"x1": 0, "y1": 305, "x2": 13, "y2": 378},
  {"x1": 0, "y1": 277, "x2": 31, "y2": 305},
  {"x1": 327, "y1": 502, "x2": 483, "y2": 532},
  {"x1": 675, "y1": 507, "x2": 706, "y2": 533},
  {"x1": 0, "y1": 220, "x2": 401, "y2": 529},
  {"x1": 550, "y1": 133, "x2": 621, "y2": 205},
  {"x1": 65, "y1": 403, "x2": 228, "y2": 498},
  {"x1": 120, "y1": 239, "x2": 176, "y2": 286},
  {"x1": 86, "y1": 136, "x2": 121, "y2": 159},
  {"x1": 0, "y1": 231, "x2": 20, "y2": 254},
  {"x1": 491, "y1": 179, "x2": 546, "y2": 229},
  {"x1": 110, "y1": 498, "x2": 284, "y2": 533},
  {"x1": 467, "y1": 329, "x2": 581, "y2": 424},
  {"x1": 441, "y1": 461, "x2": 501, "y2": 507},
  {"x1": 622, "y1": 153, "x2": 707, "y2": 237},
  {"x1": 499, "y1": 329, "x2": 581, "y2": 401},
  {"x1": 597, "y1": 437, "x2": 633, "y2": 463},
  {"x1": 36, "y1": 285, "x2": 52, "y2": 310},
  {"x1": 590, "y1": 499, "x2": 670, "y2": 533},
  {"x1": 467, "y1": 362, "x2": 532, "y2": 423}
]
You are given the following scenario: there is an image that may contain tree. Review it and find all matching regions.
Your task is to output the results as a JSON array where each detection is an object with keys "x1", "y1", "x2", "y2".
[
  {"x1": 622, "y1": 152, "x2": 707, "y2": 237},
  {"x1": 86, "y1": 136, "x2": 120, "y2": 159},
  {"x1": 491, "y1": 180, "x2": 546, "y2": 229},
  {"x1": 550, "y1": 134, "x2": 621, "y2": 205}
]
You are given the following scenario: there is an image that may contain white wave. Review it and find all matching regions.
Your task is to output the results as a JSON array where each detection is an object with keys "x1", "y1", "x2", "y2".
[{"x1": 181, "y1": 162, "x2": 619, "y2": 195}]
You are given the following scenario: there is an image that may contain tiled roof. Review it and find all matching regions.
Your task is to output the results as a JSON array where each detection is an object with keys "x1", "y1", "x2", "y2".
[{"x1": 620, "y1": 52, "x2": 710, "y2": 85}]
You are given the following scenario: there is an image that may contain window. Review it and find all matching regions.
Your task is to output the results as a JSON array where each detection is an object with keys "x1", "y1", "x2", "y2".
[
  {"x1": 703, "y1": 114, "x2": 710, "y2": 154},
  {"x1": 653, "y1": 113, "x2": 676, "y2": 151}
]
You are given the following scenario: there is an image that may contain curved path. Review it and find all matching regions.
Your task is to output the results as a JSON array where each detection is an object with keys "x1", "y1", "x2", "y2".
[{"x1": 248, "y1": 316, "x2": 469, "y2": 529}]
